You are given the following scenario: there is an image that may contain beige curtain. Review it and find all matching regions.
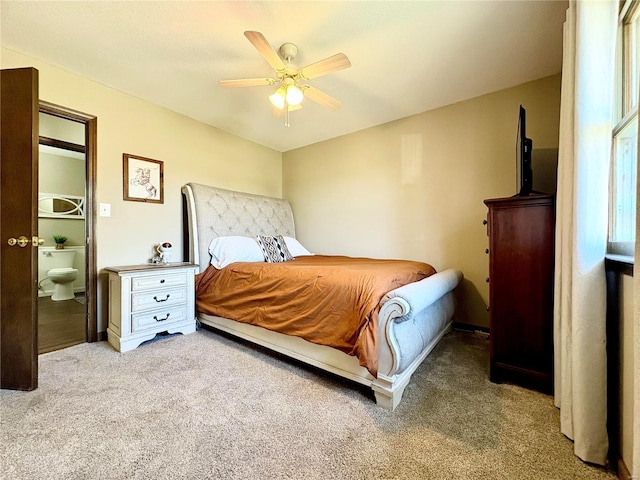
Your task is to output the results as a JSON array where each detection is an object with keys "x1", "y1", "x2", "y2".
[
  {"x1": 554, "y1": 0, "x2": 617, "y2": 466},
  {"x1": 634, "y1": 211, "x2": 640, "y2": 472},
  {"x1": 634, "y1": 79, "x2": 640, "y2": 480}
]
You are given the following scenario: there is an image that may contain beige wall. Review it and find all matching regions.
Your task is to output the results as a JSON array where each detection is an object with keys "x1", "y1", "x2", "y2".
[
  {"x1": 40, "y1": 111, "x2": 85, "y2": 144},
  {"x1": 283, "y1": 74, "x2": 562, "y2": 327},
  {"x1": 2, "y1": 47, "x2": 282, "y2": 331}
]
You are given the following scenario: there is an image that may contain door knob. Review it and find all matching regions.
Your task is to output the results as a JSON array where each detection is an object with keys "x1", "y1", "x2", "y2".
[
  {"x1": 7, "y1": 236, "x2": 42, "y2": 247},
  {"x1": 7, "y1": 236, "x2": 30, "y2": 247}
]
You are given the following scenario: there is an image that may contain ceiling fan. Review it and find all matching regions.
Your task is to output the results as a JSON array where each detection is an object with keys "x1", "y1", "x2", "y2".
[{"x1": 219, "y1": 31, "x2": 351, "y2": 127}]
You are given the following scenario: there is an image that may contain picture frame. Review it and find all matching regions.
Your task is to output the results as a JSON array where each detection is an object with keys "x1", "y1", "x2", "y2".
[{"x1": 123, "y1": 153, "x2": 164, "y2": 204}]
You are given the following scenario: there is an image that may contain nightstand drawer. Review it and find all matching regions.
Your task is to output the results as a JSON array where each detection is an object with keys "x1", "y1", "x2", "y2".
[
  {"x1": 131, "y1": 287, "x2": 187, "y2": 312},
  {"x1": 132, "y1": 305, "x2": 187, "y2": 332},
  {"x1": 132, "y1": 272, "x2": 188, "y2": 291}
]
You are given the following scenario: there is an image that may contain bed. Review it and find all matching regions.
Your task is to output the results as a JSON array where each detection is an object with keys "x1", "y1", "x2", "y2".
[{"x1": 182, "y1": 182, "x2": 463, "y2": 410}]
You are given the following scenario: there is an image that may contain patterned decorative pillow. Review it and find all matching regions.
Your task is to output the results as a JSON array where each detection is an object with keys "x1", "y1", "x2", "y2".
[{"x1": 256, "y1": 235, "x2": 294, "y2": 263}]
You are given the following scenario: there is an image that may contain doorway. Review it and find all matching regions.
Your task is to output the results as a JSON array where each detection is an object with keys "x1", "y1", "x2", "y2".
[{"x1": 38, "y1": 101, "x2": 97, "y2": 351}]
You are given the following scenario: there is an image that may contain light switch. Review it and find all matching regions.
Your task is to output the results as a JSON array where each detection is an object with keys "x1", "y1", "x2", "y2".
[{"x1": 99, "y1": 203, "x2": 111, "y2": 217}]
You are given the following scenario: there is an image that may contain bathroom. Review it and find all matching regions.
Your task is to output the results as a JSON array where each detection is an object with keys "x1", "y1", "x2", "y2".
[{"x1": 37, "y1": 113, "x2": 87, "y2": 353}]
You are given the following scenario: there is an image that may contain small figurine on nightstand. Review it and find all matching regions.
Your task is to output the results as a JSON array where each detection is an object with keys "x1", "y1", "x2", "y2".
[{"x1": 151, "y1": 242, "x2": 172, "y2": 264}]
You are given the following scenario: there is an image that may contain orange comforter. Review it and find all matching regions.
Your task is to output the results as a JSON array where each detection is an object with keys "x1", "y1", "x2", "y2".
[{"x1": 195, "y1": 255, "x2": 436, "y2": 377}]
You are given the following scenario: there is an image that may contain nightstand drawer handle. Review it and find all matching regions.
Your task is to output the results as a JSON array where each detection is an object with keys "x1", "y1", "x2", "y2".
[
  {"x1": 154, "y1": 313, "x2": 171, "y2": 322},
  {"x1": 154, "y1": 294, "x2": 170, "y2": 302}
]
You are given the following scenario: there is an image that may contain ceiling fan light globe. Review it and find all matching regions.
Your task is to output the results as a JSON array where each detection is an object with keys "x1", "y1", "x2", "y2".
[
  {"x1": 286, "y1": 85, "x2": 304, "y2": 106},
  {"x1": 269, "y1": 87, "x2": 286, "y2": 109}
]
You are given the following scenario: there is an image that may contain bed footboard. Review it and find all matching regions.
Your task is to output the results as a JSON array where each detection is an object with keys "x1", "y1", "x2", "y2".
[{"x1": 372, "y1": 269, "x2": 463, "y2": 410}]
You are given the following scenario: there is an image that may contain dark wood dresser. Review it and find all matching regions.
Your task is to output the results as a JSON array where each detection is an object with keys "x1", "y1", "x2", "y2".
[{"x1": 484, "y1": 194, "x2": 555, "y2": 394}]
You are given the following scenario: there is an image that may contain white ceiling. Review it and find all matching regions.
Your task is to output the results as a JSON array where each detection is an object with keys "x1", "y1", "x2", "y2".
[{"x1": 1, "y1": 1, "x2": 568, "y2": 153}]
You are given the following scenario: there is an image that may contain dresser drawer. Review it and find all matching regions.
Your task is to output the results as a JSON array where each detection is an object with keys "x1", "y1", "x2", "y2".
[
  {"x1": 132, "y1": 271, "x2": 188, "y2": 291},
  {"x1": 131, "y1": 287, "x2": 187, "y2": 312},
  {"x1": 132, "y1": 304, "x2": 187, "y2": 332}
]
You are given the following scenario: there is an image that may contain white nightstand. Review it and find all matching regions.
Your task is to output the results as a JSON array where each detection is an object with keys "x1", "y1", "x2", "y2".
[{"x1": 105, "y1": 263, "x2": 198, "y2": 352}]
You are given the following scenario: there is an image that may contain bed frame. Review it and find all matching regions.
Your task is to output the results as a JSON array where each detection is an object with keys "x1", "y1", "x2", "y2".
[{"x1": 182, "y1": 182, "x2": 463, "y2": 410}]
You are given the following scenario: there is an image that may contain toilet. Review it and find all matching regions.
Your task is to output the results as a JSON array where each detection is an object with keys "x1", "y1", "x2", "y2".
[
  {"x1": 48, "y1": 267, "x2": 79, "y2": 301},
  {"x1": 39, "y1": 248, "x2": 79, "y2": 301}
]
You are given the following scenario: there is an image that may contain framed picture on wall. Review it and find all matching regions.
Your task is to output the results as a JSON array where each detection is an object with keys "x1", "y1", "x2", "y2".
[{"x1": 123, "y1": 153, "x2": 164, "y2": 204}]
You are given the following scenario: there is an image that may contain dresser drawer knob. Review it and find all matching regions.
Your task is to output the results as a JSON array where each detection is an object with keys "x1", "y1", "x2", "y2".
[
  {"x1": 154, "y1": 313, "x2": 171, "y2": 322},
  {"x1": 160, "y1": 279, "x2": 166, "y2": 283},
  {"x1": 154, "y1": 294, "x2": 171, "y2": 303}
]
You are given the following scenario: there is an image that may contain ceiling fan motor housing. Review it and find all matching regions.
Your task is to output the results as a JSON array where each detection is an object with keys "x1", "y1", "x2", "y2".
[{"x1": 279, "y1": 43, "x2": 298, "y2": 63}]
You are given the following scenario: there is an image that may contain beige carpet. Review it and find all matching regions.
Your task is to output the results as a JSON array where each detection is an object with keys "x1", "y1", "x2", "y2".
[{"x1": 1, "y1": 328, "x2": 615, "y2": 480}]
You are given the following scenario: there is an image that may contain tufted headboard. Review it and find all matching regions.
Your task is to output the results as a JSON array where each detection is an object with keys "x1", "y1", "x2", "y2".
[{"x1": 181, "y1": 183, "x2": 296, "y2": 271}]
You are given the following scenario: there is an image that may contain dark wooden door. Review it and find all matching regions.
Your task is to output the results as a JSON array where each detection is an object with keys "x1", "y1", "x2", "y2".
[{"x1": 1, "y1": 67, "x2": 40, "y2": 390}]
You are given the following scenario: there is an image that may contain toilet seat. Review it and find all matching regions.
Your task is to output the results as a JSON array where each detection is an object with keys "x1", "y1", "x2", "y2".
[{"x1": 48, "y1": 267, "x2": 78, "y2": 275}]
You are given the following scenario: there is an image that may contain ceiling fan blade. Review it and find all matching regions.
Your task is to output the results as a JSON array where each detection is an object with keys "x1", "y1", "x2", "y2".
[
  {"x1": 244, "y1": 31, "x2": 286, "y2": 72},
  {"x1": 298, "y1": 53, "x2": 351, "y2": 80},
  {"x1": 302, "y1": 86, "x2": 343, "y2": 111},
  {"x1": 219, "y1": 78, "x2": 276, "y2": 88}
]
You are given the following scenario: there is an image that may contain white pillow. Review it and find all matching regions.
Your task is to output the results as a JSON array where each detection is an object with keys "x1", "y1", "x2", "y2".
[
  {"x1": 208, "y1": 236, "x2": 264, "y2": 269},
  {"x1": 283, "y1": 236, "x2": 313, "y2": 257}
]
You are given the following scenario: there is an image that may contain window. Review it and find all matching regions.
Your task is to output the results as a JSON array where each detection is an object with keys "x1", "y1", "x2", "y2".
[{"x1": 610, "y1": 0, "x2": 639, "y2": 256}]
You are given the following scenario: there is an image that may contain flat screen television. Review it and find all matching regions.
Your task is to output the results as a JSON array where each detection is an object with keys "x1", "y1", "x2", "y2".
[{"x1": 516, "y1": 105, "x2": 533, "y2": 196}]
